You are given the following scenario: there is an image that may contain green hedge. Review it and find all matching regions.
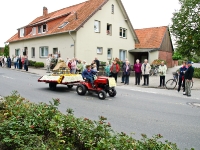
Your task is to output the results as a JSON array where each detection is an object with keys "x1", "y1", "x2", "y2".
[
  {"x1": 194, "y1": 68, "x2": 200, "y2": 78},
  {"x1": 34, "y1": 62, "x2": 44, "y2": 68},
  {"x1": 0, "y1": 92, "x2": 186, "y2": 150},
  {"x1": 178, "y1": 60, "x2": 184, "y2": 66},
  {"x1": 28, "y1": 60, "x2": 36, "y2": 66}
]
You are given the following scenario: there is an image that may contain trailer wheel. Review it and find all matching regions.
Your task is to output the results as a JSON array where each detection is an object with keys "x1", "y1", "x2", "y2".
[
  {"x1": 98, "y1": 90, "x2": 107, "y2": 100},
  {"x1": 49, "y1": 83, "x2": 57, "y2": 90},
  {"x1": 67, "y1": 85, "x2": 73, "y2": 89},
  {"x1": 76, "y1": 84, "x2": 87, "y2": 95}
]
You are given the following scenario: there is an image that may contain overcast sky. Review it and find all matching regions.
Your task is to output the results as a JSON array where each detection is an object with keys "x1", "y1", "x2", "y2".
[{"x1": 0, "y1": 0, "x2": 180, "y2": 47}]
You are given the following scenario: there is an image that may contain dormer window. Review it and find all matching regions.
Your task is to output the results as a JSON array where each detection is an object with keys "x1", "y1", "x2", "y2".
[
  {"x1": 58, "y1": 22, "x2": 69, "y2": 29},
  {"x1": 111, "y1": 4, "x2": 114, "y2": 14},
  {"x1": 20, "y1": 28, "x2": 24, "y2": 37},
  {"x1": 38, "y1": 24, "x2": 47, "y2": 34},
  {"x1": 32, "y1": 27, "x2": 36, "y2": 35}
]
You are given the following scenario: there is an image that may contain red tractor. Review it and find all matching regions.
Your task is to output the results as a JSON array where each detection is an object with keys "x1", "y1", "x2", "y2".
[{"x1": 76, "y1": 76, "x2": 117, "y2": 100}]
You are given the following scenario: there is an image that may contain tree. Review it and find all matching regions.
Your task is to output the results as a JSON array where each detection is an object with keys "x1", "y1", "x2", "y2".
[
  {"x1": 170, "y1": 0, "x2": 200, "y2": 59},
  {"x1": 4, "y1": 44, "x2": 9, "y2": 56}
]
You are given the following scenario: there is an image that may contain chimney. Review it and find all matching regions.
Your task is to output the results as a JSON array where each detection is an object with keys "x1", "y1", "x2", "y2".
[{"x1": 43, "y1": 7, "x2": 48, "y2": 16}]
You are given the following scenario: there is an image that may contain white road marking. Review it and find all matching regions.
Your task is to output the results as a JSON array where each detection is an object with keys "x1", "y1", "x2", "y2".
[{"x1": 2, "y1": 75, "x2": 14, "y2": 80}]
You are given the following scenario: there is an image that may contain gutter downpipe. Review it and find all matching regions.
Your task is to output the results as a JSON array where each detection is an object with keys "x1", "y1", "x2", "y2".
[{"x1": 69, "y1": 31, "x2": 76, "y2": 58}]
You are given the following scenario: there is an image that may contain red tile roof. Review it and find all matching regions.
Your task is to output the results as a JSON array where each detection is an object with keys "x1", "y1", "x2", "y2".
[
  {"x1": 135, "y1": 26, "x2": 168, "y2": 49},
  {"x1": 7, "y1": 0, "x2": 108, "y2": 43}
]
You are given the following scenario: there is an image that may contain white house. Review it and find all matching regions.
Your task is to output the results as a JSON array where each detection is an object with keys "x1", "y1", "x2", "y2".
[{"x1": 7, "y1": 0, "x2": 139, "y2": 65}]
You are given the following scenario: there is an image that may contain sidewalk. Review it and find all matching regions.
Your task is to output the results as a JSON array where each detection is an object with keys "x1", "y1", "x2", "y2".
[{"x1": 6, "y1": 65, "x2": 200, "y2": 90}]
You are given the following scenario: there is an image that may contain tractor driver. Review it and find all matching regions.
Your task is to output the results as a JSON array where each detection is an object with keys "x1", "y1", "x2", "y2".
[{"x1": 82, "y1": 65, "x2": 97, "y2": 88}]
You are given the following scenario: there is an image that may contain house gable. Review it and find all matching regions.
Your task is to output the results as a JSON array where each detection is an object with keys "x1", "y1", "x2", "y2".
[{"x1": 160, "y1": 28, "x2": 174, "y2": 53}]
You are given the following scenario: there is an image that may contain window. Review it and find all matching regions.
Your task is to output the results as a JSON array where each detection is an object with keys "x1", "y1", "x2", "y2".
[
  {"x1": 97, "y1": 47, "x2": 103, "y2": 54},
  {"x1": 38, "y1": 24, "x2": 47, "y2": 34},
  {"x1": 15, "y1": 49, "x2": 20, "y2": 56},
  {"x1": 38, "y1": 26, "x2": 42, "y2": 34},
  {"x1": 119, "y1": 27, "x2": 127, "y2": 38},
  {"x1": 20, "y1": 28, "x2": 24, "y2": 37},
  {"x1": 107, "y1": 24, "x2": 112, "y2": 35},
  {"x1": 58, "y1": 22, "x2": 69, "y2": 29},
  {"x1": 31, "y1": 47, "x2": 35, "y2": 58},
  {"x1": 39, "y1": 47, "x2": 48, "y2": 57},
  {"x1": 94, "y1": 20, "x2": 100, "y2": 33},
  {"x1": 53, "y1": 48, "x2": 58, "y2": 54},
  {"x1": 111, "y1": 4, "x2": 114, "y2": 14},
  {"x1": 119, "y1": 50, "x2": 127, "y2": 61},
  {"x1": 107, "y1": 48, "x2": 112, "y2": 59},
  {"x1": 32, "y1": 27, "x2": 36, "y2": 35}
]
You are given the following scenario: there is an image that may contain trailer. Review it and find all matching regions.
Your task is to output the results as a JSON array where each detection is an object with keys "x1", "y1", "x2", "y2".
[{"x1": 38, "y1": 74, "x2": 84, "y2": 90}]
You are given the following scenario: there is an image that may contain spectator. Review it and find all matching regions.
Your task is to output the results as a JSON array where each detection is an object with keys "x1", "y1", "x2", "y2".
[
  {"x1": 141, "y1": 59, "x2": 151, "y2": 86},
  {"x1": 92, "y1": 64, "x2": 97, "y2": 72},
  {"x1": 76, "y1": 60, "x2": 84, "y2": 74},
  {"x1": 94, "y1": 57, "x2": 100, "y2": 71},
  {"x1": 4, "y1": 56, "x2": 7, "y2": 68},
  {"x1": 46, "y1": 54, "x2": 51, "y2": 73},
  {"x1": 133, "y1": 59, "x2": 142, "y2": 85},
  {"x1": 91, "y1": 60, "x2": 95, "y2": 69},
  {"x1": 21, "y1": 56, "x2": 25, "y2": 70},
  {"x1": 71, "y1": 59, "x2": 77, "y2": 74},
  {"x1": 121, "y1": 58, "x2": 128, "y2": 83},
  {"x1": 104, "y1": 62, "x2": 111, "y2": 77},
  {"x1": 7, "y1": 56, "x2": 11, "y2": 68},
  {"x1": 82, "y1": 60, "x2": 87, "y2": 71},
  {"x1": 68, "y1": 59, "x2": 72, "y2": 73},
  {"x1": 13, "y1": 56, "x2": 18, "y2": 69},
  {"x1": 123, "y1": 61, "x2": 131, "y2": 85},
  {"x1": 158, "y1": 61, "x2": 167, "y2": 87},
  {"x1": 24, "y1": 56, "x2": 29, "y2": 71},
  {"x1": 177, "y1": 61, "x2": 187, "y2": 92},
  {"x1": 50, "y1": 56, "x2": 56, "y2": 70},
  {"x1": 183, "y1": 61, "x2": 194, "y2": 97},
  {"x1": 65, "y1": 58, "x2": 70, "y2": 66},
  {"x1": 18, "y1": 56, "x2": 22, "y2": 69},
  {"x1": 110, "y1": 60, "x2": 120, "y2": 82}
]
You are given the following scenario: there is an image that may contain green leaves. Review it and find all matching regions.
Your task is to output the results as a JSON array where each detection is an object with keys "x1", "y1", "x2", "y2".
[
  {"x1": 0, "y1": 92, "x2": 183, "y2": 150},
  {"x1": 170, "y1": 0, "x2": 200, "y2": 58}
]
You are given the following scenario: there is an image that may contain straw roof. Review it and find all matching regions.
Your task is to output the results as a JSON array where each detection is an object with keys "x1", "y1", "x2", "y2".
[{"x1": 53, "y1": 61, "x2": 68, "y2": 71}]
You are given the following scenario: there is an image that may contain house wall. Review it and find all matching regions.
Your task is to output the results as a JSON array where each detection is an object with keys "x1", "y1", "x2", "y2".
[
  {"x1": 160, "y1": 30, "x2": 173, "y2": 53},
  {"x1": 159, "y1": 51, "x2": 173, "y2": 68},
  {"x1": 9, "y1": 33, "x2": 75, "y2": 64},
  {"x1": 76, "y1": 0, "x2": 136, "y2": 64},
  {"x1": 149, "y1": 51, "x2": 159, "y2": 64}
]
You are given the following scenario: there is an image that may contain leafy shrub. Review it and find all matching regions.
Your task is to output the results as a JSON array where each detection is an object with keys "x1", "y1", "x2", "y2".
[
  {"x1": 194, "y1": 68, "x2": 200, "y2": 78},
  {"x1": 151, "y1": 59, "x2": 166, "y2": 66},
  {"x1": 191, "y1": 55, "x2": 200, "y2": 63},
  {"x1": 0, "y1": 92, "x2": 189, "y2": 150},
  {"x1": 28, "y1": 60, "x2": 36, "y2": 66},
  {"x1": 172, "y1": 51, "x2": 182, "y2": 60},
  {"x1": 34, "y1": 62, "x2": 44, "y2": 68},
  {"x1": 178, "y1": 60, "x2": 184, "y2": 65}
]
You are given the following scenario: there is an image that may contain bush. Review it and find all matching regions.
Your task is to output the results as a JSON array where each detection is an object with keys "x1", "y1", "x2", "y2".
[
  {"x1": 194, "y1": 68, "x2": 200, "y2": 78},
  {"x1": 178, "y1": 60, "x2": 184, "y2": 66},
  {"x1": 151, "y1": 59, "x2": 166, "y2": 66},
  {"x1": 0, "y1": 92, "x2": 184, "y2": 150},
  {"x1": 172, "y1": 51, "x2": 182, "y2": 60},
  {"x1": 34, "y1": 62, "x2": 44, "y2": 68},
  {"x1": 28, "y1": 60, "x2": 36, "y2": 66}
]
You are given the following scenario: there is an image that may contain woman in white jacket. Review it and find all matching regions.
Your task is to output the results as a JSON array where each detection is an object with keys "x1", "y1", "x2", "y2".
[{"x1": 158, "y1": 61, "x2": 167, "y2": 87}]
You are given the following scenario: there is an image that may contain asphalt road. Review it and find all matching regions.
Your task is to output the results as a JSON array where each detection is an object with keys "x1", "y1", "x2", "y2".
[{"x1": 0, "y1": 68, "x2": 200, "y2": 149}]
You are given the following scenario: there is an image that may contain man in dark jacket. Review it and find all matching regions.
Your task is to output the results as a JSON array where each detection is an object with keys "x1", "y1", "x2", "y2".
[
  {"x1": 183, "y1": 61, "x2": 194, "y2": 97},
  {"x1": 94, "y1": 57, "x2": 100, "y2": 71},
  {"x1": 82, "y1": 65, "x2": 97, "y2": 88}
]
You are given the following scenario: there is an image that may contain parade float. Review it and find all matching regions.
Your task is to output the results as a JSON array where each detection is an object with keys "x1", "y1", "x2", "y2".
[{"x1": 38, "y1": 61, "x2": 83, "y2": 90}]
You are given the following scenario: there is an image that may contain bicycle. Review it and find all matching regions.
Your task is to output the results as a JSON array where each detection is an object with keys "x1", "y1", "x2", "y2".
[
  {"x1": 150, "y1": 65, "x2": 159, "y2": 76},
  {"x1": 165, "y1": 72, "x2": 193, "y2": 90}
]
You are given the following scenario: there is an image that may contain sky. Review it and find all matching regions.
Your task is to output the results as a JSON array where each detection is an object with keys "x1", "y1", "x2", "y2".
[{"x1": 0, "y1": 0, "x2": 181, "y2": 47}]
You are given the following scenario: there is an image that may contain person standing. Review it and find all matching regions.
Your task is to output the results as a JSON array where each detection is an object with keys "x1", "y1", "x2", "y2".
[
  {"x1": 121, "y1": 58, "x2": 128, "y2": 83},
  {"x1": 21, "y1": 56, "x2": 25, "y2": 70},
  {"x1": 110, "y1": 60, "x2": 120, "y2": 82},
  {"x1": 24, "y1": 56, "x2": 29, "y2": 71},
  {"x1": 50, "y1": 56, "x2": 56, "y2": 70},
  {"x1": 7, "y1": 56, "x2": 11, "y2": 68},
  {"x1": 141, "y1": 59, "x2": 151, "y2": 86},
  {"x1": 104, "y1": 62, "x2": 111, "y2": 77},
  {"x1": 82, "y1": 60, "x2": 87, "y2": 71},
  {"x1": 177, "y1": 61, "x2": 187, "y2": 92},
  {"x1": 18, "y1": 56, "x2": 22, "y2": 69},
  {"x1": 46, "y1": 54, "x2": 51, "y2": 73},
  {"x1": 183, "y1": 61, "x2": 194, "y2": 97},
  {"x1": 4, "y1": 56, "x2": 7, "y2": 68},
  {"x1": 123, "y1": 61, "x2": 131, "y2": 85},
  {"x1": 71, "y1": 59, "x2": 77, "y2": 74},
  {"x1": 76, "y1": 60, "x2": 84, "y2": 74},
  {"x1": 94, "y1": 57, "x2": 100, "y2": 71},
  {"x1": 133, "y1": 59, "x2": 142, "y2": 85},
  {"x1": 158, "y1": 61, "x2": 167, "y2": 87},
  {"x1": 13, "y1": 56, "x2": 18, "y2": 69}
]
